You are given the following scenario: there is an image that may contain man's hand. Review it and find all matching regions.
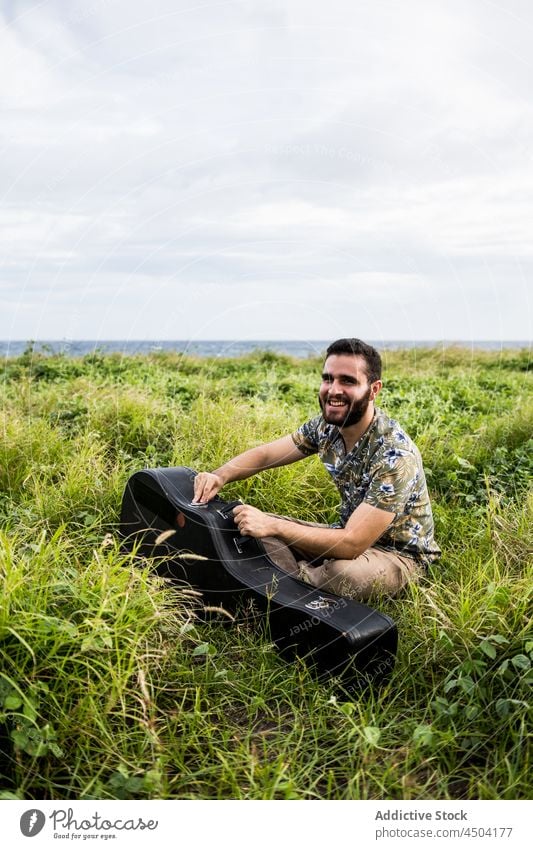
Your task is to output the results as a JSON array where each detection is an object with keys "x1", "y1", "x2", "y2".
[
  {"x1": 232, "y1": 504, "x2": 279, "y2": 539},
  {"x1": 192, "y1": 472, "x2": 224, "y2": 503}
]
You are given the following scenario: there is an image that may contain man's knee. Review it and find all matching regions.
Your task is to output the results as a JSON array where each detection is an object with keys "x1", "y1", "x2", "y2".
[
  {"x1": 317, "y1": 558, "x2": 375, "y2": 598},
  {"x1": 297, "y1": 550, "x2": 422, "y2": 600},
  {"x1": 317, "y1": 555, "x2": 401, "y2": 599},
  {"x1": 321, "y1": 559, "x2": 358, "y2": 581}
]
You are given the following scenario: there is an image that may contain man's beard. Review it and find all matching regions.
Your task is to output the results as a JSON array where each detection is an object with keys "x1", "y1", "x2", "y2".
[{"x1": 319, "y1": 385, "x2": 372, "y2": 428}]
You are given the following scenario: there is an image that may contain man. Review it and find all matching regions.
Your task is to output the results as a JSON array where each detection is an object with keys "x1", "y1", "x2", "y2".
[{"x1": 193, "y1": 338, "x2": 440, "y2": 600}]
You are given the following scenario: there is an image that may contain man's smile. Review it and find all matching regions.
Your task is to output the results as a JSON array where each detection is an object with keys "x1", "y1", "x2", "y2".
[{"x1": 327, "y1": 398, "x2": 349, "y2": 408}]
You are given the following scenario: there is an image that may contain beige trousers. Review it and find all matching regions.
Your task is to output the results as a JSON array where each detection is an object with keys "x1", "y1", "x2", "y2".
[{"x1": 262, "y1": 517, "x2": 423, "y2": 601}]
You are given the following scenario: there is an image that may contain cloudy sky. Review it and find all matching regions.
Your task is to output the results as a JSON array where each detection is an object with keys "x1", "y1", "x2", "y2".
[{"x1": 1, "y1": 0, "x2": 531, "y2": 342}]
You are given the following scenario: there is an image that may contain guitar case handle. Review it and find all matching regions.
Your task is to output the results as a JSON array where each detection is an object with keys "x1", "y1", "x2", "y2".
[
  {"x1": 213, "y1": 500, "x2": 253, "y2": 552},
  {"x1": 215, "y1": 500, "x2": 242, "y2": 519}
]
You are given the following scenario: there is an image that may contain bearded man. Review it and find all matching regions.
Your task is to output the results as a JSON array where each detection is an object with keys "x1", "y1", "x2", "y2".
[{"x1": 193, "y1": 338, "x2": 440, "y2": 600}]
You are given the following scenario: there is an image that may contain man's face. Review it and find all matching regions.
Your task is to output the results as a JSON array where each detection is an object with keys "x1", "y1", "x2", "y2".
[{"x1": 319, "y1": 354, "x2": 378, "y2": 428}]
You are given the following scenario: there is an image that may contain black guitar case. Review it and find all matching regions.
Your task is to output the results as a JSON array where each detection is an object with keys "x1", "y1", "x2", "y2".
[{"x1": 119, "y1": 467, "x2": 398, "y2": 686}]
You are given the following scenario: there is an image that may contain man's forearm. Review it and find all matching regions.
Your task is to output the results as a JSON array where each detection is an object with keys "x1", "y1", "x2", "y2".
[
  {"x1": 213, "y1": 435, "x2": 304, "y2": 484},
  {"x1": 271, "y1": 517, "x2": 364, "y2": 560},
  {"x1": 232, "y1": 500, "x2": 393, "y2": 556},
  {"x1": 213, "y1": 445, "x2": 280, "y2": 484},
  {"x1": 194, "y1": 436, "x2": 303, "y2": 503}
]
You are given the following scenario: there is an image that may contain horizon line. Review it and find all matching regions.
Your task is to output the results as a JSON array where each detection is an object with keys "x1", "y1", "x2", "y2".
[{"x1": 2, "y1": 338, "x2": 531, "y2": 344}]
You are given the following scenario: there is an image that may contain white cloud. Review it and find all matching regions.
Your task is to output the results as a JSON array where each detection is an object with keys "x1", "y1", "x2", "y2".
[{"x1": 1, "y1": 0, "x2": 531, "y2": 340}]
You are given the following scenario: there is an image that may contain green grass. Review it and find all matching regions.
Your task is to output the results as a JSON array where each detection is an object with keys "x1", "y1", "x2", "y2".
[{"x1": 0, "y1": 346, "x2": 531, "y2": 800}]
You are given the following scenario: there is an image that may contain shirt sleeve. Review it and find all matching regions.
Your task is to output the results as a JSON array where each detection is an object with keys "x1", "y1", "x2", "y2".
[
  {"x1": 364, "y1": 448, "x2": 419, "y2": 514},
  {"x1": 291, "y1": 415, "x2": 322, "y2": 456}
]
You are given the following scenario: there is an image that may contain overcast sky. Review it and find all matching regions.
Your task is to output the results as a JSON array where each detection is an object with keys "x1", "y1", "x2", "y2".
[{"x1": 1, "y1": 0, "x2": 532, "y2": 342}]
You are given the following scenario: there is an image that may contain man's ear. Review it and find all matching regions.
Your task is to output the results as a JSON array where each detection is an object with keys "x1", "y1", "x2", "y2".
[{"x1": 370, "y1": 380, "x2": 383, "y2": 400}]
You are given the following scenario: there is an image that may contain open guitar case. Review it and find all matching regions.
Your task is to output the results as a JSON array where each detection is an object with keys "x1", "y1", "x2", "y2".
[{"x1": 119, "y1": 466, "x2": 398, "y2": 687}]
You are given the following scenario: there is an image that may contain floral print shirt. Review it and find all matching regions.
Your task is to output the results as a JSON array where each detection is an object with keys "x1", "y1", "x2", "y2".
[{"x1": 291, "y1": 408, "x2": 441, "y2": 565}]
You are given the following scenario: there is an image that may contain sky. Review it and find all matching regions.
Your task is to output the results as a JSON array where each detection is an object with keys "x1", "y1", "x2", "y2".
[{"x1": 1, "y1": 0, "x2": 532, "y2": 343}]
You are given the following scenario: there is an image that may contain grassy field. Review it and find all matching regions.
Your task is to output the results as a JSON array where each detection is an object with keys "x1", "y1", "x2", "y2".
[{"x1": 0, "y1": 345, "x2": 531, "y2": 800}]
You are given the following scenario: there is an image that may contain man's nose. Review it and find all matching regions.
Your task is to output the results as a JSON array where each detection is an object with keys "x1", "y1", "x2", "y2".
[{"x1": 329, "y1": 379, "x2": 344, "y2": 394}]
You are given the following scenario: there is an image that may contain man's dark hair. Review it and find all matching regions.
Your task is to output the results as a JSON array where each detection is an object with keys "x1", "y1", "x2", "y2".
[{"x1": 325, "y1": 338, "x2": 382, "y2": 383}]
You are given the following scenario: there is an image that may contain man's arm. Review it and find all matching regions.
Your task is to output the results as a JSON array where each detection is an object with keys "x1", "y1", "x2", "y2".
[
  {"x1": 232, "y1": 501, "x2": 395, "y2": 560},
  {"x1": 192, "y1": 435, "x2": 305, "y2": 503}
]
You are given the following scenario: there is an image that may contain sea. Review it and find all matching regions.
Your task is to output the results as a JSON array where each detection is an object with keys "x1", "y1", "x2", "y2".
[{"x1": 1, "y1": 339, "x2": 530, "y2": 359}]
